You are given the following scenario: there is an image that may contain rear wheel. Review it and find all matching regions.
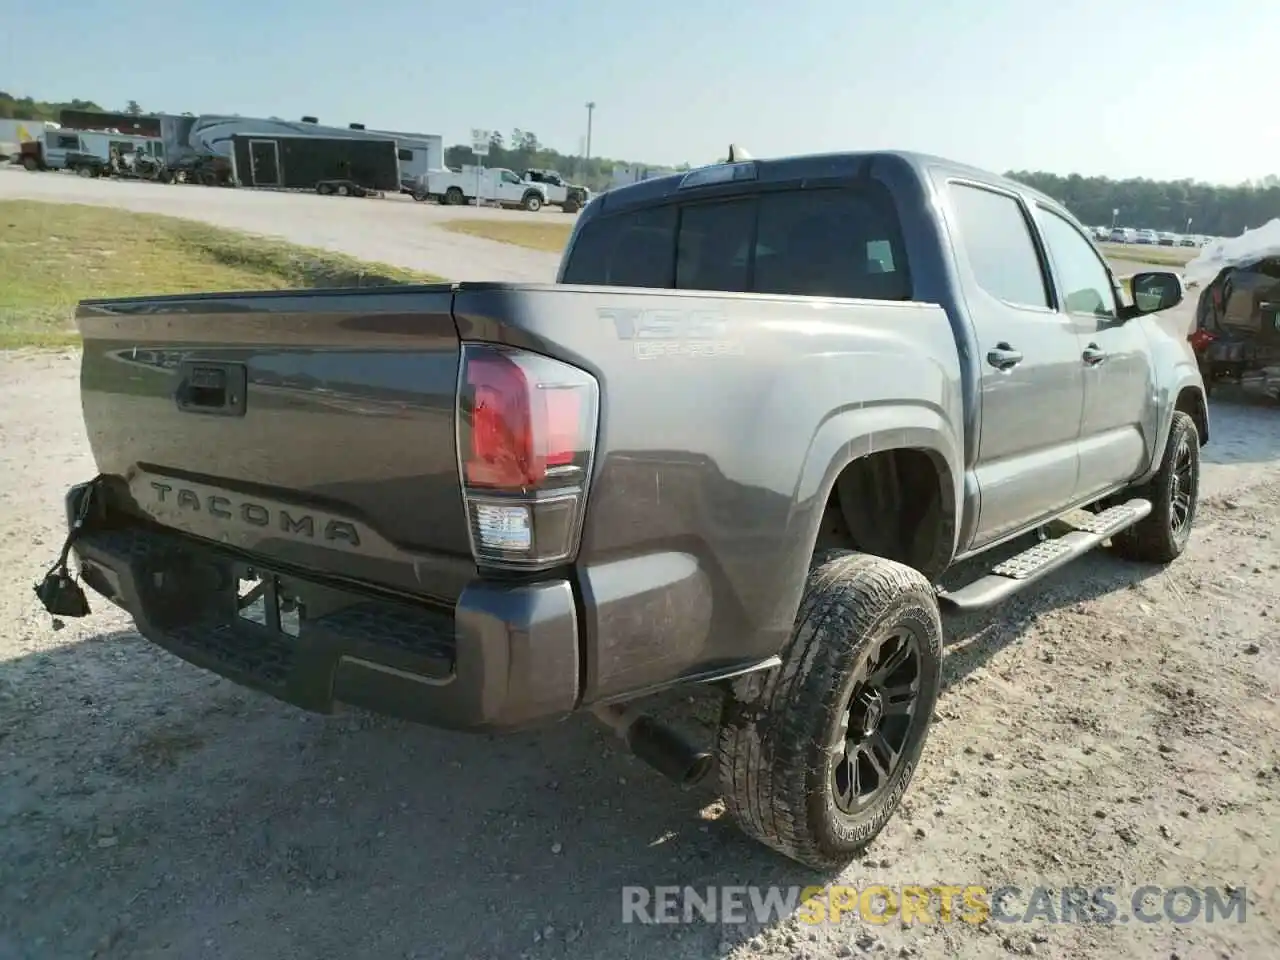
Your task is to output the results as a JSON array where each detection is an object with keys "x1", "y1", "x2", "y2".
[
  {"x1": 522, "y1": 191, "x2": 543, "y2": 212},
  {"x1": 445, "y1": 187, "x2": 464, "y2": 205},
  {"x1": 75, "y1": 165, "x2": 93, "y2": 178},
  {"x1": 717, "y1": 551, "x2": 943, "y2": 870},
  {"x1": 336, "y1": 184, "x2": 350, "y2": 197},
  {"x1": 1111, "y1": 411, "x2": 1200, "y2": 563}
]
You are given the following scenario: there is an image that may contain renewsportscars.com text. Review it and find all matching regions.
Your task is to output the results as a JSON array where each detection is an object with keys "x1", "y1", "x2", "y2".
[{"x1": 621, "y1": 884, "x2": 1248, "y2": 926}]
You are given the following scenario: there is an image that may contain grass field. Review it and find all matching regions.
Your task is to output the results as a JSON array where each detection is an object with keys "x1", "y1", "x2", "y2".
[
  {"x1": 441, "y1": 218, "x2": 575, "y2": 253},
  {"x1": 0, "y1": 201, "x2": 443, "y2": 348},
  {"x1": 1097, "y1": 241, "x2": 1198, "y2": 267}
]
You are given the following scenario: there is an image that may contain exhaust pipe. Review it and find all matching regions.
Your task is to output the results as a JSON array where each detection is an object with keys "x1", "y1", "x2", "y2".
[{"x1": 593, "y1": 704, "x2": 714, "y2": 789}]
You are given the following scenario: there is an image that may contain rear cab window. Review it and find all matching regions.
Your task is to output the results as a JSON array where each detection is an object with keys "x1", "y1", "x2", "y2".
[{"x1": 561, "y1": 178, "x2": 911, "y2": 301}]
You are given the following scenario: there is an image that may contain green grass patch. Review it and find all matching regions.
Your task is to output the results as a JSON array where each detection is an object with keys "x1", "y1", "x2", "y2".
[
  {"x1": 0, "y1": 201, "x2": 445, "y2": 349},
  {"x1": 1098, "y1": 242, "x2": 1196, "y2": 267},
  {"x1": 441, "y1": 218, "x2": 575, "y2": 253}
]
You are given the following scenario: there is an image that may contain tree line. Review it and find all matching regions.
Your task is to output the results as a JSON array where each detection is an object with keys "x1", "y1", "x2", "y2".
[
  {"x1": 6, "y1": 91, "x2": 1279, "y2": 233},
  {"x1": 1007, "y1": 170, "x2": 1280, "y2": 238}
]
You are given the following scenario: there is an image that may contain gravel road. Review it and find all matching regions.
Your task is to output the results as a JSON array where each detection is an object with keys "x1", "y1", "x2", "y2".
[
  {"x1": 1, "y1": 169, "x2": 1275, "y2": 960},
  {"x1": 0, "y1": 167, "x2": 564, "y2": 283}
]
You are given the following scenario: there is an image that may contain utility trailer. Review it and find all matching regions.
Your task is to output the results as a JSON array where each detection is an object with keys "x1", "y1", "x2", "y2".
[{"x1": 228, "y1": 134, "x2": 400, "y2": 194}]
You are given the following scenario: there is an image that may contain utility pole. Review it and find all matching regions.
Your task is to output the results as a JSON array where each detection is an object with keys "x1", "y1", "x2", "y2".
[{"x1": 584, "y1": 101, "x2": 596, "y2": 163}]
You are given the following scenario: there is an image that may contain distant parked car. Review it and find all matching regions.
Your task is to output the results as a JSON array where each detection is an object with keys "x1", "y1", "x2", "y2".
[
  {"x1": 1180, "y1": 235, "x2": 1200, "y2": 247},
  {"x1": 1158, "y1": 232, "x2": 1178, "y2": 246},
  {"x1": 1092, "y1": 226, "x2": 1110, "y2": 241},
  {"x1": 1135, "y1": 229, "x2": 1158, "y2": 245},
  {"x1": 1109, "y1": 226, "x2": 1133, "y2": 243}
]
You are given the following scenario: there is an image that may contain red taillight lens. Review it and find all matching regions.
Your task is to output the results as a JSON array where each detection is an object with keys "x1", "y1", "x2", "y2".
[
  {"x1": 1188, "y1": 329, "x2": 1216, "y2": 354},
  {"x1": 457, "y1": 343, "x2": 599, "y2": 568}
]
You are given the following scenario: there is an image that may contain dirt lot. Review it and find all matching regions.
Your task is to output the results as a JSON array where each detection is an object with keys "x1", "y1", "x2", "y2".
[
  {"x1": 0, "y1": 169, "x2": 1275, "y2": 959},
  {"x1": 1, "y1": 351, "x2": 1277, "y2": 960}
]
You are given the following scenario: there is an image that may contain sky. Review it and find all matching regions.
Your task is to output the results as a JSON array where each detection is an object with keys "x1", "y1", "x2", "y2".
[{"x1": 4, "y1": 0, "x2": 1276, "y2": 185}]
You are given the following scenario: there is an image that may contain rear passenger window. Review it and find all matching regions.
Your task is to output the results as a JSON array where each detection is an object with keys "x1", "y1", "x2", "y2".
[
  {"x1": 561, "y1": 205, "x2": 676, "y2": 287},
  {"x1": 676, "y1": 200, "x2": 754, "y2": 293},
  {"x1": 754, "y1": 188, "x2": 909, "y2": 300},
  {"x1": 949, "y1": 183, "x2": 1049, "y2": 309}
]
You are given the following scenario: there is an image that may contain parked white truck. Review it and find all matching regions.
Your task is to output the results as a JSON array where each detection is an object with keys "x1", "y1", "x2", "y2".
[
  {"x1": 414, "y1": 166, "x2": 549, "y2": 211},
  {"x1": 521, "y1": 169, "x2": 590, "y2": 213}
]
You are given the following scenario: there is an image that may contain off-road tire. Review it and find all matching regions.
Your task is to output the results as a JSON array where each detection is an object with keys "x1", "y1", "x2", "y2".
[
  {"x1": 562, "y1": 199, "x2": 580, "y2": 214},
  {"x1": 717, "y1": 551, "x2": 943, "y2": 871},
  {"x1": 1111, "y1": 411, "x2": 1200, "y2": 563}
]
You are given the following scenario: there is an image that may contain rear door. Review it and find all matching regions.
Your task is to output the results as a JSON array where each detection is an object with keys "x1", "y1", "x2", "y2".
[
  {"x1": 942, "y1": 180, "x2": 1085, "y2": 548},
  {"x1": 1033, "y1": 204, "x2": 1156, "y2": 499}
]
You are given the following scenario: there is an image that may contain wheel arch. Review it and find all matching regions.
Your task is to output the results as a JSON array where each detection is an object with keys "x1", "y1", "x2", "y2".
[{"x1": 794, "y1": 405, "x2": 965, "y2": 582}]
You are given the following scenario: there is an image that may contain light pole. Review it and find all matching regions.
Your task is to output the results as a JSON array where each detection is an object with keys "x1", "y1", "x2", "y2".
[{"x1": 584, "y1": 101, "x2": 596, "y2": 164}]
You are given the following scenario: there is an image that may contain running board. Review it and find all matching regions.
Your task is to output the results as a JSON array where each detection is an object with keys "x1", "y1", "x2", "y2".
[{"x1": 937, "y1": 498, "x2": 1152, "y2": 613}]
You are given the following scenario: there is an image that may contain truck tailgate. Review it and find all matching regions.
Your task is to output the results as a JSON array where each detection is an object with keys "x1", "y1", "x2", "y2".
[{"x1": 76, "y1": 286, "x2": 474, "y2": 602}]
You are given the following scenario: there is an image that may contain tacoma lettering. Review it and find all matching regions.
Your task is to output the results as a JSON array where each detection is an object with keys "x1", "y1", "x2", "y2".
[{"x1": 148, "y1": 481, "x2": 360, "y2": 546}]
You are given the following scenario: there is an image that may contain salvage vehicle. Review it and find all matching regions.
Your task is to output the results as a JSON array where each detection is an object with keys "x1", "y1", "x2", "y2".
[
  {"x1": 521, "y1": 169, "x2": 590, "y2": 213},
  {"x1": 1187, "y1": 231, "x2": 1280, "y2": 400},
  {"x1": 39, "y1": 149, "x2": 1207, "y2": 870}
]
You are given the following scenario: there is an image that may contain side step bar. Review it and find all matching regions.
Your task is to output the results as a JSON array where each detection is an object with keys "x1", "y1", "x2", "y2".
[{"x1": 937, "y1": 498, "x2": 1152, "y2": 613}]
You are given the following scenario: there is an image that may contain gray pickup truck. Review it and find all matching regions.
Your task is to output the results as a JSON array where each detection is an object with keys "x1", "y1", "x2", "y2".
[{"x1": 40, "y1": 149, "x2": 1207, "y2": 870}]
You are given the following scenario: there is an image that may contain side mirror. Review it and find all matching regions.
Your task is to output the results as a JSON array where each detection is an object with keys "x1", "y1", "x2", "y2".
[{"x1": 1128, "y1": 270, "x2": 1184, "y2": 315}]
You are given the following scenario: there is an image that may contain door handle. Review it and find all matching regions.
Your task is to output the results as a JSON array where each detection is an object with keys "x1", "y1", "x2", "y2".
[
  {"x1": 986, "y1": 343, "x2": 1023, "y2": 370},
  {"x1": 1082, "y1": 343, "x2": 1107, "y2": 366}
]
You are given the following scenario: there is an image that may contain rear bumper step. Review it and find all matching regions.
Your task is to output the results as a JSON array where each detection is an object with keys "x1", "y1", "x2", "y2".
[
  {"x1": 65, "y1": 483, "x2": 581, "y2": 732},
  {"x1": 937, "y1": 499, "x2": 1152, "y2": 613}
]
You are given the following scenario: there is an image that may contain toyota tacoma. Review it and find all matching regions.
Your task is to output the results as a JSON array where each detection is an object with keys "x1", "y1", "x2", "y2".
[{"x1": 40, "y1": 149, "x2": 1208, "y2": 870}]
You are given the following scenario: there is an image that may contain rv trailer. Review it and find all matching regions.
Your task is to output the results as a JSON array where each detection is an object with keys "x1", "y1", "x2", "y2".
[
  {"x1": 229, "y1": 134, "x2": 400, "y2": 192},
  {"x1": 165, "y1": 115, "x2": 443, "y2": 192}
]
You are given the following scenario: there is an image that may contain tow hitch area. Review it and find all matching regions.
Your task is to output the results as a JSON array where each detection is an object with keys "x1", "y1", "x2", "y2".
[{"x1": 34, "y1": 475, "x2": 106, "y2": 619}]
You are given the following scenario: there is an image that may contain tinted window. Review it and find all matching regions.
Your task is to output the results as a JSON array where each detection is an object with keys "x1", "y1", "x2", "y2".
[
  {"x1": 562, "y1": 184, "x2": 910, "y2": 301},
  {"x1": 676, "y1": 199, "x2": 754, "y2": 293},
  {"x1": 754, "y1": 188, "x2": 909, "y2": 300},
  {"x1": 950, "y1": 184, "x2": 1049, "y2": 309},
  {"x1": 397, "y1": 148, "x2": 413, "y2": 162},
  {"x1": 1036, "y1": 208, "x2": 1117, "y2": 318},
  {"x1": 561, "y1": 205, "x2": 676, "y2": 288}
]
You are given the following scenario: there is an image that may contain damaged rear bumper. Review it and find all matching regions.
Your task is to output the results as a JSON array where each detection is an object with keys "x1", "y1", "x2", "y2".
[{"x1": 64, "y1": 482, "x2": 581, "y2": 732}]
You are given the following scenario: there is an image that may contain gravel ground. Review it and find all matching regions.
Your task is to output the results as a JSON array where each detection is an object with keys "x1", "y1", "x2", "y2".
[
  {"x1": 0, "y1": 166, "x2": 564, "y2": 283},
  {"x1": 1, "y1": 170, "x2": 1275, "y2": 959}
]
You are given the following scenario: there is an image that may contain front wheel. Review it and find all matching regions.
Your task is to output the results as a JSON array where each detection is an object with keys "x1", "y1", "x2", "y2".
[
  {"x1": 717, "y1": 551, "x2": 943, "y2": 871},
  {"x1": 1111, "y1": 410, "x2": 1200, "y2": 563}
]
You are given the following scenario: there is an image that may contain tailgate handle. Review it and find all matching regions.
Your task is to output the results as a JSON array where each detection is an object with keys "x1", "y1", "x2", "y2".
[{"x1": 176, "y1": 361, "x2": 247, "y2": 417}]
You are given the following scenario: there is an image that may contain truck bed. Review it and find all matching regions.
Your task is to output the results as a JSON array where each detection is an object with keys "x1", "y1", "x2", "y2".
[{"x1": 75, "y1": 279, "x2": 960, "y2": 713}]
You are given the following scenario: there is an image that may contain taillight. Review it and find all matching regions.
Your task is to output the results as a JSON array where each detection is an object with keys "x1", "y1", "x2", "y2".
[
  {"x1": 457, "y1": 343, "x2": 599, "y2": 569},
  {"x1": 1188, "y1": 329, "x2": 1216, "y2": 354}
]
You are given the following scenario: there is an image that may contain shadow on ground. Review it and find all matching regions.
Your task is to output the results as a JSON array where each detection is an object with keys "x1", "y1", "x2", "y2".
[{"x1": 0, "y1": 526, "x2": 1189, "y2": 960}]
